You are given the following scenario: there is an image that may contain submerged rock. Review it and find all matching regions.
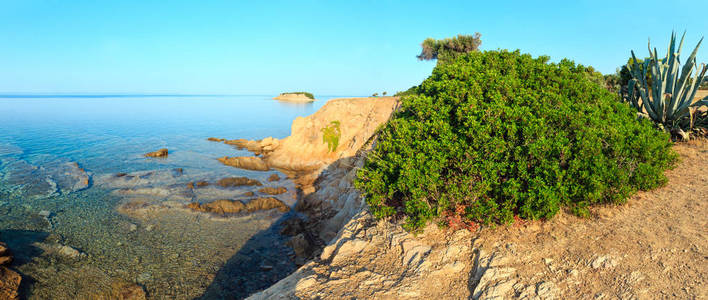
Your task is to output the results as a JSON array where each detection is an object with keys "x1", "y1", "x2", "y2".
[
  {"x1": 0, "y1": 158, "x2": 90, "y2": 198},
  {"x1": 56, "y1": 244, "x2": 84, "y2": 259},
  {"x1": 245, "y1": 197, "x2": 290, "y2": 213},
  {"x1": 258, "y1": 187, "x2": 287, "y2": 195},
  {"x1": 0, "y1": 266, "x2": 20, "y2": 300},
  {"x1": 217, "y1": 177, "x2": 262, "y2": 187},
  {"x1": 187, "y1": 197, "x2": 289, "y2": 215},
  {"x1": 0, "y1": 241, "x2": 12, "y2": 266},
  {"x1": 268, "y1": 174, "x2": 281, "y2": 182},
  {"x1": 188, "y1": 199, "x2": 247, "y2": 214},
  {"x1": 0, "y1": 237, "x2": 20, "y2": 300},
  {"x1": 144, "y1": 148, "x2": 168, "y2": 158}
]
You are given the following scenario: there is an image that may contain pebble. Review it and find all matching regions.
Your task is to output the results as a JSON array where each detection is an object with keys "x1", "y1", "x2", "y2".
[
  {"x1": 145, "y1": 224, "x2": 154, "y2": 232},
  {"x1": 129, "y1": 224, "x2": 138, "y2": 232},
  {"x1": 39, "y1": 210, "x2": 51, "y2": 217},
  {"x1": 261, "y1": 265, "x2": 274, "y2": 271}
]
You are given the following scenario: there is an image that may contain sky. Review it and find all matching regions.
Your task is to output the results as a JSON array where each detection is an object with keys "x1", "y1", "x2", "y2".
[{"x1": 0, "y1": 0, "x2": 706, "y2": 96}]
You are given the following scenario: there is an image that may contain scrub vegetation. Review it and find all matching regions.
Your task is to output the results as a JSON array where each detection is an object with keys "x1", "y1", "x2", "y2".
[{"x1": 356, "y1": 49, "x2": 678, "y2": 231}]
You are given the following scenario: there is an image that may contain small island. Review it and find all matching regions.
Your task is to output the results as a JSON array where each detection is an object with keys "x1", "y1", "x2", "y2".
[{"x1": 273, "y1": 92, "x2": 315, "y2": 102}]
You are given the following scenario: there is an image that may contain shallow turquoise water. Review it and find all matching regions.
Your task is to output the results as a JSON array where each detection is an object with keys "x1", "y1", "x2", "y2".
[{"x1": 0, "y1": 95, "x2": 336, "y2": 299}]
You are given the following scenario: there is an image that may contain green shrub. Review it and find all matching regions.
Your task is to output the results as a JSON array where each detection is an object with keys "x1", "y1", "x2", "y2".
[
  {"x1": 281, "y1": 92, "x2": 314, "y2": 99},
  {"x1": 355, "y1": 50, "x2": 677, "y2": 231},
  {"x1": 417, "y1": 33, "x2": 482, "y2": 63},
  {"x1": 321, "y1": 121, "x2": 341, "y2": 152}
]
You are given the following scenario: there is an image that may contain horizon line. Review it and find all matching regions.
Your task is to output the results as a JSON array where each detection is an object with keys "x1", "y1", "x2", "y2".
[{"x1": 0, "y1": 93, "x2": 361, "y2": 99}]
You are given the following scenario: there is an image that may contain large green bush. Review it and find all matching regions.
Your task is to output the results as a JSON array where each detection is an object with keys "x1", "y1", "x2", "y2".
[{"x1": 355, "y1": 50, "x2": 677, "y2": 231}]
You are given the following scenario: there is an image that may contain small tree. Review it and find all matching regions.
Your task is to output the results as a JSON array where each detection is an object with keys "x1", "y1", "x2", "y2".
[
  {"x1": 372, "y1": 92, "x2": 379, "y2": 97},
  {"x1": 382, "y1": 91, "x2": 387, "y2": 96},
  {"x1": 417, "y1": 33, "x2": 482, "y2": 63}
]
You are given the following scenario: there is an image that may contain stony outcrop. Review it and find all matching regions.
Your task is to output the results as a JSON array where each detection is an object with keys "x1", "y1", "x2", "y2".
[
  {"x1": 268, "y1": 174, "x2": 281, "y2": 182},
  {"x1": 273, "y1": 93, "x2": 315, "y2": 102},
  {"x1": 217, "y1": 177, "x2": 262, "y2": 187},
  {"x1": 215, "y1": 97, "x2": 398, "y2": 188},
  {"x1": 144, "y1": 148, "x2": 168, "y2": 158},
  {"x1": 258, "y1": 187, "x2": 287, "y2": 195},
  {"x1": 248, "y1": 212, "x2": 476, "y2": 299},
  {"x1": 217, "y1": 156, "x2": 269, "y2": 171}
]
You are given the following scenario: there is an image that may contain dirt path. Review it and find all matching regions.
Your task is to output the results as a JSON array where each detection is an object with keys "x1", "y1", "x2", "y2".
[
  {"x1": 251, "y1": 140, "x2": 707, "y2": 299},
  {"x1": 472, "y1": 139, "x2": 707, "y2": 299}
]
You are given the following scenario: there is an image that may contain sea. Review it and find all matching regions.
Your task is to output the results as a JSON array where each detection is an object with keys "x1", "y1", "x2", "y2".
[{"x1": 0, "y1": 94, "x2": 338, "y2": 299}]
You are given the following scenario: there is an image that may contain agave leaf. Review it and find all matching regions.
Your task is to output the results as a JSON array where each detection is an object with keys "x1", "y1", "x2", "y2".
[{"x1": 677, "y1": 37, "x2": 703, "y2": 90}]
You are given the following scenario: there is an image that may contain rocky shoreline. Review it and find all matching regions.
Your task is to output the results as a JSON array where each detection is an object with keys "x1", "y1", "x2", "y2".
[{"x1": 2, "y1": 96, "x2": 703, "y2": 299}]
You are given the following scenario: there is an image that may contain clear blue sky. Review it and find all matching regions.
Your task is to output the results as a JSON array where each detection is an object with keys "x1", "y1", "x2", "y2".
[{"x1": 1, "y1": 0, "x2": 706, "y2": 95}]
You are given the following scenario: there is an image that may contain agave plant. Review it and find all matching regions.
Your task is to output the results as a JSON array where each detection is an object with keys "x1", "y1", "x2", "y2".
[{"x1": 624, "y1": 31, "x2": 708, "y2": 130}]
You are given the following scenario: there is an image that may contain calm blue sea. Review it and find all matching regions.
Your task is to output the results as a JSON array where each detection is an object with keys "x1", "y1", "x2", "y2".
[{"x1": 0, "y1": 95, "x2": 339, "y2": 299}]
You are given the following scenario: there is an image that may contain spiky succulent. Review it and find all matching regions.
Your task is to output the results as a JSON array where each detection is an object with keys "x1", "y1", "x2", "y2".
[{"x1": 624, "y1": 31, "x2": 707, "y2": 129}]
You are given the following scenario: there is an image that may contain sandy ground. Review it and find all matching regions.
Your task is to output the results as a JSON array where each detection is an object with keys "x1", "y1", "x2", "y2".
[{"x1": 471, "y1": 138, "x2": 707, "y2": 299}]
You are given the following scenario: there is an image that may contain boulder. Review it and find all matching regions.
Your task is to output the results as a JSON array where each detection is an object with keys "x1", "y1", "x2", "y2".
[
  {"x1": 217, "y1": 156, "x2": 269, "y2": 171},
  {"x1": 0, "y1": 266, "x2": 20, "y2": 300},
  {"x1": 0, "y1": 242, "x2": 11, "y2": 266},
  {"x1": 268, "y1": 174, "x2": 281, "y2": 182},
  {"x1": 246, "y1": 197, "x2": 290, "y2": 213},
  {"x1": 217, "y1": 177, "x2": 262, "y2": 187},
  {"x1": 187, "y1": 197, "x2": 289, "y2": 215},
  {"x1": 144, "y1": 148, "x2": 168, "y2": 158},
  {"x1": 258, "y1": 187, "x2": 287, "y2": 195},
  {"x1": 0, "y1": 238, "x2": 20, "y2": 300},
  {"x1": 188, "y1": 199, "x2": 246, "y2": 214}
]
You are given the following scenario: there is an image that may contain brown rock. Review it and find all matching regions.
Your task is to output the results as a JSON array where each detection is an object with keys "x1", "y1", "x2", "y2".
[
  {"x1": 0, "y1": 266, "x2": 21, "y2": 300},
  {"x1": 258, "y1": 187, "x2": 287, "y2": 195},
  {"x1": 196, "y1": 181, "x2": 209, "y2": 188},
  {"x1": 217, "y1": 177, "x2": 262, "y2": 187},
  {"x1": 268, "y1": 174, "x2": 281, "y2": 182},
  {"x1": 144, "y1": 148, "x2": 168, "y2": 158},
  {"x1": 187, "y1": 200, "x2": 246, "y2": 215},
  {"x1": 224, "y1": 139, "x2": 262, "y2": 152},
  {"x1": 243, "y1": 191, "x2": 255, "y2": 197},
  {"x1": 186, "y1": 182, "x2": 194, "y2": 189},
  {"x1": 207, "y1": 137, "x2": 225, "y2": 142},
  {"x1": 217, "y1": 156, "x2": 269, "y2": 171},
  {"x1": 116, "y1": 173, "x2": 128, "y2": 177},
  {"x1": 92, "y1": 280, "x2": 146, "y2": 300},
  {"x1": 245, "y1": 197, "x2": 290, "y2": 213}
]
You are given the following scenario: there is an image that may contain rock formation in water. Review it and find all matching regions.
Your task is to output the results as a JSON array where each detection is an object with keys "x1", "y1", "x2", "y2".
[
  {"x1": 268, "y1": 174, "x2": 281, "y2": 182},
  {"x1": 144, "y1": 148, "x2": 168, "y2": 158},
  {"x1": 273, "y1": 93, "x2": 315, "y2": 102},
  {"x1": 0, "y1": 159, "x2": 90, "y2": 198},
  {"x1": 217, "y1": 177, "x2": 262, "y2": 187},
  {"x1": 258, "y1": 187, "x2": 287, "y2": 195},
  {"x1": 187, "y1": 197, "x2": 289, "y2": 215},
  {"x1": 0, "y1": 236, "x2": 20, "y2": 300}
]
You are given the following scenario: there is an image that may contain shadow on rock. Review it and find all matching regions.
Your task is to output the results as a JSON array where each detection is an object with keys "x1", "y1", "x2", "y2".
[{"x1": 0, "y1": 229, "x2": 50, "y2": 299}]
